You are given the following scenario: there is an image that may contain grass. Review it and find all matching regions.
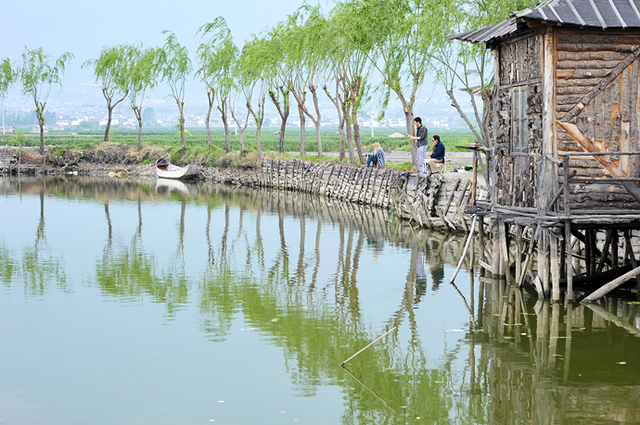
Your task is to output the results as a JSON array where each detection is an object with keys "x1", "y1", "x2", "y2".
[{"x1": 0, "y1": 126, "x2": 477, "y2": 172}]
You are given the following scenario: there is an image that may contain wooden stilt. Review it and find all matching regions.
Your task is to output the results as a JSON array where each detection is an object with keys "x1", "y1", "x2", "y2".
[
  {"x1": 612, "y1": 230, "x2": 619, "y2": 269},
  {"x1": 565, "y1": 221, "x2": 574, "y2": 302},
  {"x1": 478, "y1": 216, "x2": 485, "y2": 263},
  {"x1": 623, "y1": 230, "x2": 640, "y2": 290},
  {"x1": 551, "y1": 233, "x2": 561, "y2": 302},
  {"x1": 493, "y1": 221, "x2": 502, "y2": 277},
  {"x1": 540, "y1": 231, "x2": 550, "y2": 296},
  {"x1": 596, "y1": 230, "x2": 614, "y2": 275},
  {"x1": 515, "y1": 225, "x2": 523, "y2": 284},
  {"x1": 500, "y1": 221, "x2": 510, "y2": 282}
]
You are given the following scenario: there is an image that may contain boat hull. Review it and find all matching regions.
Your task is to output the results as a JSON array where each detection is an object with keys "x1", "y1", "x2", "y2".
[{"x1": 155, "y1": 163, "x2": 199, "y2": 180}]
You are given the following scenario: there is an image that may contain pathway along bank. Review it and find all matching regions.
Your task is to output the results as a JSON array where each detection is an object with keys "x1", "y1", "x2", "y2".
[{"x1": 201, "y1": 158, "x2": 485, "y2": 232}]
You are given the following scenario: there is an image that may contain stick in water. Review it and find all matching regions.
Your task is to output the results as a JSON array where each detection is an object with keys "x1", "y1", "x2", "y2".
[{"x1": 340, "y1": 327, "x2": 397, "y2": 366}]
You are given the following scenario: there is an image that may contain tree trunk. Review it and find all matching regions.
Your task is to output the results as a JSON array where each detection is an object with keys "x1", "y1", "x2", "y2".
[
  {"x1": 309, "y1": 84, "x2": 323, "y2": 156},
  {"x1": 352, "y1": 110, "x2": 365, "y2": 164},
  {"x1": 35, "y1": 102, "x2": 45, "y2": 155},
  {"x1": 400, "y1": 99, "x2": 416, "y2": 166},
  {"x1": 256, "y1": 124, "x2": 263, "y2": 160},
  {"x1": 269, "y1": 88, "x2": 290, "y2": 155},
  {"x1": 299, "y1": 105, "x2": 307, "y2": 156},
  {"x1": 218, "y1": 98, "x2": 231, "y2": 154},
  {"x1": 206, "y1": 94, "x2": 214, "y2": 150},
  {"x1": 278, "y1": 119, "x2": 287, "y2": 153},
  {"x1": 343, "y1": 101, "x2": 355, "y2": 163},
  {"x1": 239, "y1": 128, "x2": 245, "y2": 156},
  {"x1": 39, "y1": 123, "x2": 44, "y2": 155},
  {"x1": 323, "y1": 83, "x2": 345, "y2": 160},
  {"x1": 104, "y1": 104, "x2": 113, "y2": 143},
  {"x1": 133, "y1": 107, "x2": 143, "y2": 150},
  {"x1": 179, "y1": 101, "x2": 186, "y2": 158}
]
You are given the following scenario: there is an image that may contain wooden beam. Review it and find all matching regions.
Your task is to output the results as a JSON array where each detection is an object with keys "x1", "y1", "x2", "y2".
[
  {"x1": 582, "y1": 265, "x2": 640, "y2": 302},
  {"x1": 558, "y1": 122, "x2": 640, "y2": 204}
]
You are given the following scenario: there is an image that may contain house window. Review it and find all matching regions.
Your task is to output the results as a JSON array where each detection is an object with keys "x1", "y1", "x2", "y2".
[{"x1": 512, "y1": 87, "x2": 528, "y2": 152}]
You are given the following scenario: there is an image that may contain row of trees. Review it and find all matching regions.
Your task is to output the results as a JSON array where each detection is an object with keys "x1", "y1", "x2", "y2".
[{"x1": 0, "y1": 0, "x2": 537, "y2": 160}]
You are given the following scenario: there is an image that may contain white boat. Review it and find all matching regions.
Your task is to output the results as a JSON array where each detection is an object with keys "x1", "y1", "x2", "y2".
[{"x1": 154, "y1": 158, "x2": 198, "y2": 180}]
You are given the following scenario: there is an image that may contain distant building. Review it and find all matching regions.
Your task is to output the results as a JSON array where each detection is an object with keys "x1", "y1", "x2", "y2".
[
  {"x1": 31, "y1": 125, "x2": 48, "y2": 134},
  {"x1": 0, "y1": 126, "x2": 15, "y2": 133},
  {"x1": 52, "y1": 124, "x2": 64, "y2": 131}
]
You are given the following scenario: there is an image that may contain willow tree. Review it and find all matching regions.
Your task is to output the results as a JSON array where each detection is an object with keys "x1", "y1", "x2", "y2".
[
  {"x1": 297, "y1": 4, "x2": 328, "y2": 157},
  {"x1": 83, "y1": 44, "x2": 135, "y2": 143},
  {"x1": 196, "y1": 17, "x2": 238, "y2": 153},
  {"x1": 262, "y1": 27, "x2": 292, "y2": 155},
  {"x1": 159, "y1": 31, "x2": 192, "y2": 157},
  {"x1": 280, "y1": 8, "x2": 318, "y2": 156},
  {"x1": 357, "y1": 0, "x2": 450, "y2": 166},
  {"x1": 327, "y1": 2, "x2": 373, "y2": 164},
  {"x1": 237, "y1": 36, "x2": 269, "y2": 161},
  {"x1": 0, "y1": 58, "x2": 15, "y2": 102},
  {"x1": 129, "y1": 46, "x2": 161, "y2": 150},
  {"x1": 19, "y1": 47, "x2": 73, "y2": 154}
]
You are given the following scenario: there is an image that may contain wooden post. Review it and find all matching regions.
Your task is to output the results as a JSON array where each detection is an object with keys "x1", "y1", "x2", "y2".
[
  {"x1": 471, "y1": 149, "x2": 478, "y2": 205},
  {"x1": 493, "y1": 221, "x2": 502, "y2": 277},
  {"x1": 501, "y1": 221, "x2": 510, "y2": 282},
  {"x1": 565, "y1": 221, "x2": 574, "y2": 302},
  {"x1": 612, "y1": 230, "x2": 619, "y2": 269},
  {"x1": 551, "y1": 233, "x2": 561, "y2": 302},
  {"x1": 540, "y1": 230, "x2": 550, "y2": 296},
  {"x1": 478, "y1": 216, "x2": 485, "y2": 264},
  {"x1": 515, "y1": 225, "x2": 523, "y2": 284},
  {"x1": 539, "y1": 28, "x2": 558, "y2": 215}
]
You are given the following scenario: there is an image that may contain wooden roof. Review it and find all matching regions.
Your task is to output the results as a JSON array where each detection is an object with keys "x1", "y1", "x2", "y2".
[{"x1": 449, "y1": 0, "x2": 640, "y2": 44}]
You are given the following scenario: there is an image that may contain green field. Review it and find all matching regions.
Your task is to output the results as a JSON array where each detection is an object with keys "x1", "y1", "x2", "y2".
[{"x1": 0, "y1": 126, "x2": 477, "y2": 153}]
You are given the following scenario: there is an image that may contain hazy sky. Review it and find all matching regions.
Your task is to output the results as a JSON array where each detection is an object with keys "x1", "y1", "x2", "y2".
[{"x1": 1, "y1": 0, "x2": 332, "y2": 112}]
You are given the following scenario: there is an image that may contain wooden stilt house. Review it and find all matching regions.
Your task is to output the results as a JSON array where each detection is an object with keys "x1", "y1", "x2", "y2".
[{"x1": 449, "y1": 0, "x2": 640, "y2": 301}]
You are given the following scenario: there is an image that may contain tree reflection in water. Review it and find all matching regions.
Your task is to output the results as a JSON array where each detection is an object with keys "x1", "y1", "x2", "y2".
[{"x1": 1, "y1": 176, "x2": 640, "y2": 424}]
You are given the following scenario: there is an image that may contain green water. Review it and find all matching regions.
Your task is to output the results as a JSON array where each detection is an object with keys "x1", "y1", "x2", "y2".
[{"x1": 1, "y1": 176, "x2": 639, "y2": 424}]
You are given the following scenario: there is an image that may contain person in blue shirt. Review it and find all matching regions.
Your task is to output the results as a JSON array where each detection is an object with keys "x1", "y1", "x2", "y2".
[
  {"x1": 366, "y1": 142, "x2": 386, "y2": 169},
  {"x1": 425, "y1": 135, "x2": 445, "y2": 174}
]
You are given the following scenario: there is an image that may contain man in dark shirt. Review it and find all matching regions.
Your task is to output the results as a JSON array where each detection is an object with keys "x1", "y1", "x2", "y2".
[
  {"x1": 425, "y1": 135, "x2": 445, "y2": 174},
  {"x1": 407, "y1": 117, "x2": 429, "y2": 173}
]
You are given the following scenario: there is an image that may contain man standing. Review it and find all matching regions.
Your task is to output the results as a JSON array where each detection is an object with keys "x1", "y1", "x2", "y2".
[{"x1": 407, "y1": 117, "x2": 428, "y2": 174}]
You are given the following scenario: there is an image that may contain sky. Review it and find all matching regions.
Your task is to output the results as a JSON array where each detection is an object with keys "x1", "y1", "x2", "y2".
[{"x1": 0, "y1": 0, "x2": 333, "y2": 113}]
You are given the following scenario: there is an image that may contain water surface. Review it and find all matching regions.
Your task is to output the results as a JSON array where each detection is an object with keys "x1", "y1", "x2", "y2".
[{"x1": 1, "y1": 176, "x2": 639, "y2": 424}]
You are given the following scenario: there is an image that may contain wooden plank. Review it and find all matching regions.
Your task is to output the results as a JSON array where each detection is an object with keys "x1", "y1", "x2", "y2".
[
  {"x1": 557, "y1": 43, "x2": 638, "y2": 53},
  {"x1": 557, "y1": 51, "x2": 629, "y2": 61}
]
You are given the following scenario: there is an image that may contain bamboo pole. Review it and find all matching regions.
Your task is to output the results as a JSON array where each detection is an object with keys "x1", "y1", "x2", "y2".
[
  {"x1": 450, "y1": 214, "x2": 478, "y2": 283},
  {"x1": 340, "y1": 327, "x2": 397, "y2": 366}
]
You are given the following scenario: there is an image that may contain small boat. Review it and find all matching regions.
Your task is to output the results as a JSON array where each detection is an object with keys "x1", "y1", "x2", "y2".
[{"x1": 154, "y1": 158, "x2": 198, "y2": 180}]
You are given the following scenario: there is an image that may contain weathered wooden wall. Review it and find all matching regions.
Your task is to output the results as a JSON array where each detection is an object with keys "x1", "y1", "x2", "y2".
[
  {"x1": 493, "y1": 31, "x2": 543, "y2": 208},
  {"x1": 557, "y1": 30, "x2": 640, "y2": 210}
]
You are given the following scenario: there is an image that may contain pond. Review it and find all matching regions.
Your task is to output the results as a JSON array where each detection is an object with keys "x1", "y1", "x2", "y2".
[{"x1": 1, "y1": 176, "x2": 640, "y2": 424}]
